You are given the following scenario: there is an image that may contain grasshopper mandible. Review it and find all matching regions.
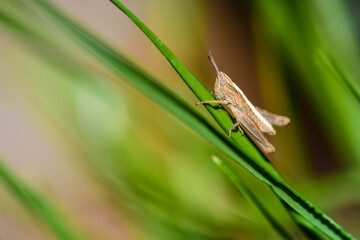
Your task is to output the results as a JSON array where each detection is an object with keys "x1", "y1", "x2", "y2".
[{"x1": 196, "y1": 51, "x2": 290, "y2": 153}]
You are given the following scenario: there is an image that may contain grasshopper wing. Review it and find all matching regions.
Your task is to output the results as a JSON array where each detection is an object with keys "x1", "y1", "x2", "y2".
[
  {"x1": 240, "y1": 113, "x2": 275, "y2": 153},
  {"x1": 255, "y1": 107, "x2": 290, "y2": 127}
]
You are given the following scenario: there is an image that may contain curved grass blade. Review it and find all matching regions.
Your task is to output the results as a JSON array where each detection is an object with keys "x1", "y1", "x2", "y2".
[
  {"x1": 15, "y1": 1, "x2": 354, "y2": 239},
  {"x1": 0, "y1": 157, "x2": 85, "y2": 240},
  {"x1": 212, "y1": 156, "x2": 292, "y2": 240},
  {"x1": 317, "y1": 50, "x2": 360, "y2": 104}
]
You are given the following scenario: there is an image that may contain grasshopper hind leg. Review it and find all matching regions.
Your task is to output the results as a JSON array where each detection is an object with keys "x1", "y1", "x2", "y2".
[{"x1": 239, "y1": 113, "x2": 275, "y2": 153}]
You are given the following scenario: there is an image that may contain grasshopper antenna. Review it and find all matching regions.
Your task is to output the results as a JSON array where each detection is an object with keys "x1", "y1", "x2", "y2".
[{"x1": 208, "y1": 51, "x2": 220, "y2": 74}]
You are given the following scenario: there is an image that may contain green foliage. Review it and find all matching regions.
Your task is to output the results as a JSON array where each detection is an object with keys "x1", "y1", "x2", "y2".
[
  {"x1": 212, "y1": 156, "x2": 291, "y2": 240},
  {"x1": 0, "y1": 0, "x2": 359, "y2": 239},
  {"x1": 317, "y1": 50, "x2": 360, "y2": 104},
  {"x1": 106, "y1": 1, "x2": 354, "y2": 239}
]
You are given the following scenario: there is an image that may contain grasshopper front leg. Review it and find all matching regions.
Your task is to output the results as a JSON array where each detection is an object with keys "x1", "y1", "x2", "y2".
[{"x1": 228, "y1": 122, "x2": 244, "y2": 137}]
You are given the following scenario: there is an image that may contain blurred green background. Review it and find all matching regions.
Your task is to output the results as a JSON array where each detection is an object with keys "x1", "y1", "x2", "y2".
[{"x1": 1, "y1": 0, "x2": 360, "y2": 239}]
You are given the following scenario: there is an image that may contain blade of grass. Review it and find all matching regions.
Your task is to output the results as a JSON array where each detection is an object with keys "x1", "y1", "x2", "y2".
[
  {"x1": 212, "y1": 156, "x2": 292, "y2": 240},
  {"x1": 317, "y1": 50, "x2": 360, "y2": 104},
  {"x1": 0, "y1": 156, "x2": 85, "y2": 240},
  {"x1": 213, "y1": 155, "x2": 327, "y2": 239},
  {"x1": 15, "y1": 1, "x2": 354, "y2": 239},
  {"x1": 281, "y1": 201, "x2": 327, "y2": 240}
]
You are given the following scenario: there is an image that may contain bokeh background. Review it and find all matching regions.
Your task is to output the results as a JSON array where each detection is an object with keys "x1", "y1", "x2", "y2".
[{"x1": 1, "y1": 0, "x2": 360, "y2": 239}]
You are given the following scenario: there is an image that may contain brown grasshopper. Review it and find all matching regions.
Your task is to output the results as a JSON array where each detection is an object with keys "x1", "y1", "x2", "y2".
[{"x1": 196, "y1": 52, "x2": 290, "y2": 153}]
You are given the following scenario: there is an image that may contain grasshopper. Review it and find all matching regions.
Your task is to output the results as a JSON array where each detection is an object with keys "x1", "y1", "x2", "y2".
[{"x1": 196, "y1": 52, "x2": 290, "y2": 153}]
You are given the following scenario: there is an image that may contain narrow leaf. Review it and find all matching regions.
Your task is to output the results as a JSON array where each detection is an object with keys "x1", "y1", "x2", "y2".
[
  {"x1": 0, "y1": 157, "x2": 84, "y2": 240},
  {"x1": 317, "y1": 50, "x2": 360, "y2": 104},
  {"x1": 212, "y1": 156, "x2": 292, "y2": 240},
  {"x1": 282, "y1": 201, "x2": 327, "y2": 240}
]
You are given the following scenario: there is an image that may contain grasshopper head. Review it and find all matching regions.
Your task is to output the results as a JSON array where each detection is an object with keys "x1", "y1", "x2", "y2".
[
  {"x1": 217, "y1": 72, "x2": 230, "y2": 86},
  {"x1": 208, "y1": 51, "x2": 229, "y2": 87}
]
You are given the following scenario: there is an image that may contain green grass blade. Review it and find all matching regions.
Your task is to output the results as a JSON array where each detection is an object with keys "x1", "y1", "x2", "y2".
[
  {"x1": 317, "y1": 50, "x2": 360, "y2": 104},
  {"x1": 16, "y1": 1, "x2": 354, "y2": 239},
  {"x1": 212, "y1": 156, "x2": 292, "y2": 240},
  {"x1": 214, "y1": 155, "x2": 325, "y2": 239},
  {"x1": 283, "y1": 201, "x2": 327, "y2": 240},
  {"x1": 0, "y1": 157, "x2": 84, "y2": 240},
  {"x1": 214, "y1": 155, "x2": 326, "y2": 239}
]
